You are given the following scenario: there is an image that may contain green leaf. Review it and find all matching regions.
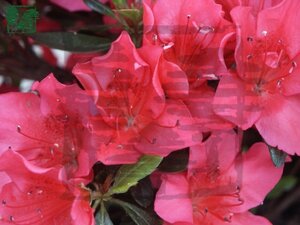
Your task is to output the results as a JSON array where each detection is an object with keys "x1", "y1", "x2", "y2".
[
  {"x1": 114, "y1": 9, "x2": 142, "y2": 25},
  {"x1": 108, "y1": 155, "x2": 162, "y2": 195},
  {"x1": 84, "y1": 0, "x2": 115, "y2": 17},
  {"x1": 158, "y1": 148, "x2": 189, "y2": 172},
  {"x1": 112, "y1": 0, "x2": 128, "y2": 8},
  {"x1": 268, "y1": 176, "x2": 298, "y2": 199},
  {"x1": 130, "y1": 177, "x2": 154, "y2": 208},
  {"x1": 31, "y1": 32, "x2": 111, "y2": 52},
  {"x1": 110, "y1": 198, "x2": 160, "y2": 225},
  {"x1": 96, "y1": 202, "x2": 114, "y2": 225},
  {"x1": 268, "y1": 146, "x2": 287, "y2": 167}
]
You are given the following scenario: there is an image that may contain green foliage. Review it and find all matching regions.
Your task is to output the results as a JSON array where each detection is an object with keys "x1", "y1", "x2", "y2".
[
  {"x1": 84, "y1": 0, "x2": 116, "y2": 18},
  {"x1": 32, "y1": 32, "x2": 111, "y2": 52},
  {"x1": 96, "y1": 202, "x2": 114, "y2": 225},
  {"x1": 268, "y1": 146, "x2": 287, "y2": 168},
  {"x1": 130, "y1": 177, "x2": 154, "y2": 208},
  {"x1": 108, "y1": 155, "x2": 162, "y2": 195},
  {"x1": 110, "y1": 198, "x2": 161, "y2": 225}
]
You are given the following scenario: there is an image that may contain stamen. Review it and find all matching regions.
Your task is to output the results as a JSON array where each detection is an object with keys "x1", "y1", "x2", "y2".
[
  {"x1": 289, "y1": 61, "x2": 297, "y2": 74},
  {"x1": 16, "y1": 125, "x2": 53, "y2": 145}
]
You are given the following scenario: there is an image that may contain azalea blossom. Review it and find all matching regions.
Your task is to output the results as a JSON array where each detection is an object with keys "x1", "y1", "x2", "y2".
[
  {"x1": 143, "y1": 0, "x2": 232, "y2": 89},
  {"x1": 73, "y1": 31, "x2": 201, "y2": 164},
  {"x1": 0, "y1": 74, "x2": 97, "y2": 178},
  {"x1": 0, "y1": 150, "x2": 93, "y2": 225},
  {"x1": 214, "y1": 0, "x2": 300, "y2": 155},
  {"x1": 155, "y1": 130, "x2": 283, "y2": 225}
]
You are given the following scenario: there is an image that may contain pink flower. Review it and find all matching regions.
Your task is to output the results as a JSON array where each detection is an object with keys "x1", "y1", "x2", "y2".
[
  {"x1": 143, "y1": 0, "x2": 232, "y2": 89},
  {"x1": 0, "y1": 149, "x2": 94, "y2": 225},
  {"x1": 0, "y1": 74, "x2": 97, "y2": 178},
  {"x1": 214, "y1": 1, "x2": 300, "y2": 155},
  {"x1": 73, "y1": 31, "x2": 201, "y2": 164},
  {"x1": 155, "y1": 130, "x2": 283, "y2": 225}
]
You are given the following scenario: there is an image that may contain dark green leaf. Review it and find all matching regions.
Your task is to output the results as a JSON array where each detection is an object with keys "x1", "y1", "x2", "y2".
[
  {"x1": 112, "y1": 0, "x2": 128, "y2": 8},
  {"x1": 31, "y1": 32, "x2": 111, "y2": 52},
  {"x1": 108, "y1": 155, "x2": 162, "y2": 195},
  {"x1": 114, "y1": 9, "x2": 142, "y2": 25},
  {"x1": 96, "y1": 202, "x2": 114, "y2": 225},
  {"x1": 158, "y1": 148, "x2": 189, "y2": 172},
  {"x1": 130, "y1": 177, "x2": 154, "y2": 208},
  {"x1": 84, "y1": 0, "x2": 115, "y2": 17},
  {"x1": 268, "y1": 146, "x2": 287, "y2": 167},
  {"x1": 268, "y1": 176, "x2": 298, "y2": 199},
  {"x1": 110, "y1": 198, "x2": 161, "y2": 225}
]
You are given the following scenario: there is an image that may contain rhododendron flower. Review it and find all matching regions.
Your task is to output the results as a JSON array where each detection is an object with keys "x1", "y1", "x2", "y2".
[
  {"x1": 155, "y1": 130, "x2": 283, "y2": 225},
  {"x1": 143, "y1": 0, "x2": 232, "y2": 88},
  {"x1": 0, "y1": 74, "x2": 97, "y2": 177},
  {"x1": 73, "y1": 31, "x2": 201, "y2": 164},
  {"x1": 0, "y1": 150, "x2": 93, "y2": 225},
  {"x1": 214, "y1": 0, "x2": 300, "y2": 155}
]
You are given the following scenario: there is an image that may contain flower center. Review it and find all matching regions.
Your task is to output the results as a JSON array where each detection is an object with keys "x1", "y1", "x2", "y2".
[
  {"x1": 100, "y1": 68, "x2": 149, "y2": 133},
  {"x1": 162, "y1": 14, "x2": 215, "y2": 85},
  {"x1": 243, "y1": 31, "x2": 297, "y2": 95},
  {"x1": 189, "y1": 166, "x2": 243, "y2": 223},
  {"x1": 14, "y1": 113, "x2": 81, "y2": 175}
]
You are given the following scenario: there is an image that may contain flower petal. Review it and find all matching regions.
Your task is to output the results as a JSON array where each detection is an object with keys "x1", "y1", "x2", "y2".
[
  {"x1": 256, "y1": 94, "x2": 300, "y2": 155},
  {"x1": 257, "y1": 0, "x2": 300, "y2": 58},
  {"x1": 155, "y1": 173, "x2": 193, "y2": 224},
  {"x1": 231, "y1": 142, "x2": 283, "y2": 212}
]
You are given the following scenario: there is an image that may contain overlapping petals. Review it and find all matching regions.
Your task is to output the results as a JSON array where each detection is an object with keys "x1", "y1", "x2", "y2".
[
  {"x1": 155, "y1": 130, "x2": 283, "y2": 225},
  {"x1": 73, "y1": 31, "x2": 202, "y2": 164},
  {"x1": 0, "y1": 150, "x2": 94, "y2": 225},
  {"x1": 143, "y1": 0, "x2": 232, "y2": 89},
  {"x1": 214, "y1": 0, "x2": 300, "y2": 155},
  {"x1": 0, "y1": 74, "x2": 97, "y2": 177}
]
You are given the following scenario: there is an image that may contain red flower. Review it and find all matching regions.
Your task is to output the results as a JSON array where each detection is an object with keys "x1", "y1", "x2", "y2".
[
  {"x1": 214, "y1": 1, "x2": 300, "y2": 155},
  {"x1": 0, "y1": 74, "x2": 97, "y2": 178},
  {"x1": 0, "y1": 150, "x2": 93, "y2": 225},
  {"x1": 155, "y1": 130, "x2": 283, "y2": 225},
  {"x1": 73, "y1": 32, "x2": 201, "y2": 164},
  {"x1": 143, "y1": 0, "x2": 232, "y2": 89}
]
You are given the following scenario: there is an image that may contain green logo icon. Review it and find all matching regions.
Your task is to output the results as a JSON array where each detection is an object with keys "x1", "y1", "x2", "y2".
[{"x1": 5, "y1": 5, "x2": 39, "y2": 34}]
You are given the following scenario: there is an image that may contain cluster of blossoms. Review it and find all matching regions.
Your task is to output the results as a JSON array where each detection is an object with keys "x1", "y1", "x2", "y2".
[{"x1": 1, "y1": 0, "x2": 299, "y2": 224}]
